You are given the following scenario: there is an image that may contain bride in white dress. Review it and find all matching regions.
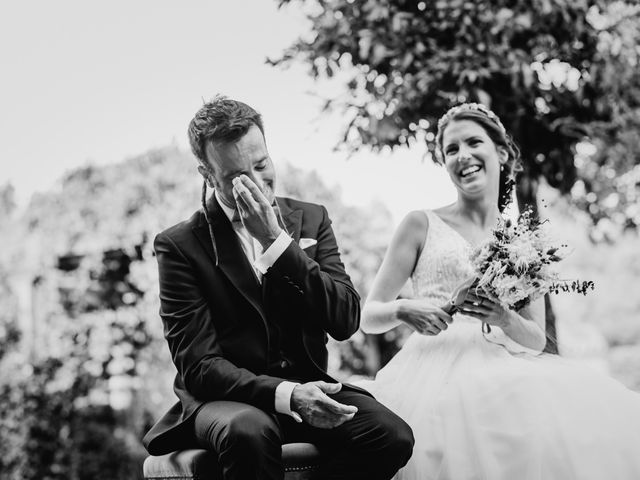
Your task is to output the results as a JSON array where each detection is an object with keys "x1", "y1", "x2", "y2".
[{"x1": 360, "y1": 103, "x2": 640, "y2": 479}]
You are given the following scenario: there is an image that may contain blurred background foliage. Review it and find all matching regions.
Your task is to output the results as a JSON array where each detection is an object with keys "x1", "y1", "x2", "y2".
[{"x1": 0, "y1": 0, "x2": 639, "y2": 478}]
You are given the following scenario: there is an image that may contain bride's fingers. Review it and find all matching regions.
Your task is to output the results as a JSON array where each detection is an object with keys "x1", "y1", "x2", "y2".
[
  {"x1": 460, "y1": 299, "x2": 487, "y2": 312},
  {"x1": 475, "y1": 290, "x2": 501, "y2": 306},
  {"x1": 465, "y1": 292, "x2": 494, "y2": 306},
  {"x1": 430, "y1": 316, "x2": 448, "y2": 331},
  {"x1": 416, "y1": 319, "x2": 443, "y2": 336},
  {"x1": 411, "y1": 320, "x2": 431, "y2": 335},
  {"x1": 458, "y1": 304, "x2": 489, "y2": 318},
  {"x1": 438, "y1": 310, "x2": 454, "y2": 324},
  {"x1": 463, "y1": 294, "x2": 499, "y2": 314},
  {"x1": 426, "y1": 325, "x2": 440, "y2": 336},
  {"x1": 417, "y1": 323, "x2": 429, "y2": 335},
  {"x1": 415, "y1": 323, "x2": 432, "y2": 335}
]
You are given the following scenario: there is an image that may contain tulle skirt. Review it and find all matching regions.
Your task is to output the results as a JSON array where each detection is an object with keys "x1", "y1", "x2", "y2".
[{"x1": 360, "y1": 319, "x2": 640, "y2": 480}]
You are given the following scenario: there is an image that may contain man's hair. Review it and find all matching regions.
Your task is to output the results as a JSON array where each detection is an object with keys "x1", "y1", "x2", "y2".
[{"x1": 188, "y1": 94, "x2": 265, "y2": 164}]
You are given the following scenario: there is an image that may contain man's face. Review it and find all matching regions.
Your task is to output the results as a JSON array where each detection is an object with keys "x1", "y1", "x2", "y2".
[{"x1": 201, "y1": 124, "x2": 276, "y2": 210}]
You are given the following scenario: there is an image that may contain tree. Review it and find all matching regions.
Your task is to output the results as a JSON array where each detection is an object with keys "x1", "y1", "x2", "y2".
[
  {"x1": 0, "y1": 183, "x2": 20, "y2": 360},
  {"x1": 0, "y1": 183, "x2": 16, "y2": 221},
  {"x1": 271, "y1": 0, "x2": 640, "y2": 352}
]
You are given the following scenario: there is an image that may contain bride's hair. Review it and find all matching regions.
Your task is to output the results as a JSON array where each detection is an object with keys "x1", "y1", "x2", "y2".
[{"x1": 435, "y1": 103, "x2": 522, "y2": 212}]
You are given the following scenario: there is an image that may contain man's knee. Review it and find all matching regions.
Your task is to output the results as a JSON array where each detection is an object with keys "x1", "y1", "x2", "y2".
[
  {"x1": 326, "y1": 398, "x2": 415, "y2": 478},
  {"x1": 196, "y1": 402, "x2": 282, "y2": 458},
  {"x1": 381, "y1": 413, "x2": 414, "y2": 462},
  {"x1": 221, "y1": 406, "x2": 281, "y2": 455}
]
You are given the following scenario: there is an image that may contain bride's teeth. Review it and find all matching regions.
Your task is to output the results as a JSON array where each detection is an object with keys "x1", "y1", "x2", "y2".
[{"x1": 461, "y1": 166, "x2": 481, "y2": 177}]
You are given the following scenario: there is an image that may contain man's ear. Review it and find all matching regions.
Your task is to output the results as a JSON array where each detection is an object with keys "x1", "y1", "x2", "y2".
[{"x1": 198, "y1": 165, "x2": 215, "y2": 188}]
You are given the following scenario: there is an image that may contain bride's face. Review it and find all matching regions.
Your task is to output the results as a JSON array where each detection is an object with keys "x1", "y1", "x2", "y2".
[{"x1": 441, "y1": 119, "x2": 507, "y2": 198}]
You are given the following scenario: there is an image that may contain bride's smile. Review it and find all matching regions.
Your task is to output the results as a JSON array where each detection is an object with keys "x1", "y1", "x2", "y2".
[
  {"x1": 459, "y1": 164, "x2": 482, "y2": 178},
  {"x1": 442, "y1": 119, "x2": 507, "y2": 195}
]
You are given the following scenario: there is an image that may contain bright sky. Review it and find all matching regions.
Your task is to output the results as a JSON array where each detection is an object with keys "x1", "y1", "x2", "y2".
[{"x1": 0, "y1": 0, "x2": 455, "y2": 222}]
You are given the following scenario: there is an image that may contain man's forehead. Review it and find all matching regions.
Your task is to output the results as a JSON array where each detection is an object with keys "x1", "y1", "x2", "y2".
[
  {"x1": 206, "y1": 139, "x2": 239, "y2": 161},
  {"x1": 207, "y1": 125, "x2": 265, "y2": 154}
]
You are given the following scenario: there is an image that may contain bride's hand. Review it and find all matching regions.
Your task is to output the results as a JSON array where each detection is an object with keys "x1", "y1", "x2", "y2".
[
  {"x1": 396, "y1": 299, "x2": 453, "y2": 336},
  {"x1": 442, "y1": 277, "x2": 478, "y2": 314},
  {"x1": 458, "y1": 289, "x2": 509, "y2": 328}
]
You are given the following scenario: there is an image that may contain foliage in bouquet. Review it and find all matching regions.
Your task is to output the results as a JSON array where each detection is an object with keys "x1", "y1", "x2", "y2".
[{"x1": 470, "y1": 208, "x2": 594, "y2": 311}]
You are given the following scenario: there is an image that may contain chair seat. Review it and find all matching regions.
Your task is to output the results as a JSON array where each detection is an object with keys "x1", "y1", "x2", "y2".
[{"x1": 143, "y1": 442, "x2": 322, "y2": 480}]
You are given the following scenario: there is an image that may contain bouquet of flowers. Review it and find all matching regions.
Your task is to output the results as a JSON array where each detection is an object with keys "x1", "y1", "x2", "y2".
[{"x1": 447, "y1": 208, "x2": 594, "y2": 314}]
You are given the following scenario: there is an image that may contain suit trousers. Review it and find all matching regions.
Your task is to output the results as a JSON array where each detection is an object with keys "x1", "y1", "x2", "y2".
[{"x1": 193, "y1": 389, "x2": 414, "y2": 480}]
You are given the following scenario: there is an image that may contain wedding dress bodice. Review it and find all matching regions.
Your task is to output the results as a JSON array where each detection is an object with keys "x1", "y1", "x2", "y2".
[
  {"x1": 409, "y1": 210, "x2": 539, "y2": 350},
  {"x1": 411, "y1": 210, "x2": 475, "y2": 318}
]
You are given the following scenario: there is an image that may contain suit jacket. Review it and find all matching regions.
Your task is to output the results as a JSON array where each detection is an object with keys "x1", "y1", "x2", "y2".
[{"x1": 143, "y1": 196, "x2": 362, "y2": 455}]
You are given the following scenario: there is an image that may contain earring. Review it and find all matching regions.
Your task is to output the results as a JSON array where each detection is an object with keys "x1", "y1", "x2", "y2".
[{"x1": 500, "y1": 165, "x2": 505, "y2": 171}]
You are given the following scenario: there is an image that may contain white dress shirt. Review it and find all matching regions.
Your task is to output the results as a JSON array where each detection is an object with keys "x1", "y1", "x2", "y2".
[{"x1": 214, "y1": 191, "x2": 302, "y2": 422}]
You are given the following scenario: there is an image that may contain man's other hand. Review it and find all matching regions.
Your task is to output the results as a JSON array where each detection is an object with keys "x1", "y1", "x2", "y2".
[{"x1": 291, "y1": 381, "x2": 358, "y2": 428}]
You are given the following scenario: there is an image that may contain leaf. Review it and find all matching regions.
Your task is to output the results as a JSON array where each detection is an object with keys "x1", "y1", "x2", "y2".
[
  {"x1": 358, "y1": 29, "x2": 373, "y2": 59},
  {"x1": 476, "y1": 88, "x2": 492, "y2": 106},
  {"x1": 372, "y1": 44, "x2": 389, "y2": 66}
]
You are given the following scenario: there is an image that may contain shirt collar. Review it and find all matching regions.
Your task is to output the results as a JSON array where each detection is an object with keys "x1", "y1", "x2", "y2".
[{"x1": 214, "y1": 190, "x2": 237, "y2": 223}]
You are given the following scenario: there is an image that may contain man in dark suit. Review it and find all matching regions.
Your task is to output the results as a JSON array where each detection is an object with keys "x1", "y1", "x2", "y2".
[{"x1": 143, "y1": 95, "x2": 413, "y2": 480}]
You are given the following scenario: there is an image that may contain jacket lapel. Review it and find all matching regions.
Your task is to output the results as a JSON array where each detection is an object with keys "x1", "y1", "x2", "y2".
[
  {"x1": 192, "y1": 196, "x2": 266, "y2": 322},
  {"x1": 277, "y1": 199, "x2": 302, "y2": 245},
  {"x1": 261, "y1": 199, "x2": 303, "y2": 301}
]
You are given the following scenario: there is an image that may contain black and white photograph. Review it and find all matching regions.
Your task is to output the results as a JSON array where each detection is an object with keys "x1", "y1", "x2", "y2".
[{"x1": 1, "y1": 1, "x2": 640, "y2": 479}]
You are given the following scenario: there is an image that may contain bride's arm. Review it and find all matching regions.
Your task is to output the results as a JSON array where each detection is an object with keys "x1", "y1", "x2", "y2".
[
  {"x1": 501, "y1": 298, "x2": 547, "y2": 351},
  {"x1": 362, "y1": 211, "x2": 448, "y2": 334},
  {"x1": 462, "y1": 290, "x2": 547, "y2": 351}
]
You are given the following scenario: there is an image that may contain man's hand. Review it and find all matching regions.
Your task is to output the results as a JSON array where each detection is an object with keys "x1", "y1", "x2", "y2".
[
  {"x1": 291, "y1": 381, "x2": 358, "y2": 428},
  {"x1": 232, "y1": 175, "x2": 282, "y2": 249}
]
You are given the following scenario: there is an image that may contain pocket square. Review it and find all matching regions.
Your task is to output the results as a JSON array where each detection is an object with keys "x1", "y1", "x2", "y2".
[{"x1": 299, "y1": 238, "x2": 317, "y2": 249}]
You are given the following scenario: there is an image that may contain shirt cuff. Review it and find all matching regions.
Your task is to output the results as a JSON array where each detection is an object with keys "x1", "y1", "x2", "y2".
[
  {"x1": 254, "y1": 230, "x2": 292, "y2": 274},
  {"x1": 275, "y1": 381, "x2": 302, "y2": 423}
]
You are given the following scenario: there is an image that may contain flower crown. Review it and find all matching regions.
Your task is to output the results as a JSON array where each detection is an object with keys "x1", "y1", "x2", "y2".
[{"x1": 437, "y1": 103, "x2": 506, "y2": 136}]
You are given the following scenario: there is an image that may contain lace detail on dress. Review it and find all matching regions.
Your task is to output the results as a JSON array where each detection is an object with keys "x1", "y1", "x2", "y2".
[{"x1": 411, "y1": 210, "x2": 475, "y2": 309}]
